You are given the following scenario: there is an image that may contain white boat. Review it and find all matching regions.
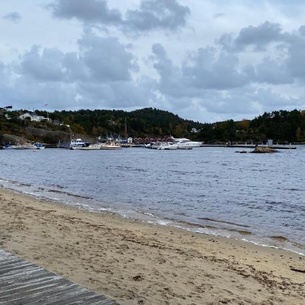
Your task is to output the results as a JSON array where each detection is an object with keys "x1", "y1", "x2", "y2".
[
  {"x1": 157, "y1": 142, "x2": 178, "y2": 150},
  {"x1": 70, "y1": 143, "x2": 102, "y2": 150},
  {"x1": 70, "y1": 138, "x2": 86, "y2": 148},
  {"x1": 146, "y1": 142, "x2": 161, "y2": 149},
  {"x1": 57, "y1": 138, "x2": 90, "y2": 149},
  {"x1": 145, "y1": 141, "x2": 178, "y2": 150},
  {"x1": 148, "y1": 142, "x2": 161, "y2": 149},
  {"x1": 100, "y1": 141, "x2": 122, "y2": 150},
  {"x1": 171, "y1": 137, "x2": 203, "y2": 149},
  {"x1": 144, "y1": 142, "x2": 156, "y2": 149},
  {"x1": 33, "y1": 142, "x2": 45, "y2": 150}
]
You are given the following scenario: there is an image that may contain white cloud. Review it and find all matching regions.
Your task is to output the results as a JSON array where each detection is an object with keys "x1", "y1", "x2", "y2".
[
  {"x1": 51, "y1": 0, "x2": 122, "y2": 25},
  {"x1": 51, "y1": 0, "x2": 190, "y2": 33},
  {"x1": 1, "y1": 0, "x2": 305, "y2": 123},
  {"x1": 78, "y1": 32, "x2": 138, "y2": 82},
  {"x1": 17, "y1": 45, "x2": 66, "y2": 81},
  {"x1": 124, "y1": 0, "x2": 190, "y2": 33}
]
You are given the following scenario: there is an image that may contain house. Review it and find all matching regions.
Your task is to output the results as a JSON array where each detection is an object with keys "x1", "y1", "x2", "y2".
[{"x1": 19, "y1": 112, "x2": 50, "y2": 122}]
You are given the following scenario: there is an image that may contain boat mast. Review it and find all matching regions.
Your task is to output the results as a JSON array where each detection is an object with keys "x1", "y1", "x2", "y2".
[{"x1": 124, "y1": 116, "x2": 128, "y2": 138}]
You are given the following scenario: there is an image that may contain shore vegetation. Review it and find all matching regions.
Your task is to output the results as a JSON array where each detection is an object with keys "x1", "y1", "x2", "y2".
[{"x1": 1, "y1": 107, "x2": 305, "y2": 146}]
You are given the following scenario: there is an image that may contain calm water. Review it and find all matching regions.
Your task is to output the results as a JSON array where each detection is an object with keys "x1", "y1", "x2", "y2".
[{"x1": 0, "y1": 146, "x2": 304, "y2": 255}]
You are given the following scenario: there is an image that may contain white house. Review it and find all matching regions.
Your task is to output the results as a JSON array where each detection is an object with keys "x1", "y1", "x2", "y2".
[{"x1": 19, "y1": 112, "x2": 49, "y2": 122}]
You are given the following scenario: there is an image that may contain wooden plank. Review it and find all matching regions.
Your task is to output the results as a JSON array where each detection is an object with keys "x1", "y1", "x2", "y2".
[{"x1": 0, "y1": 249, "x2": 119, "y2": 305}]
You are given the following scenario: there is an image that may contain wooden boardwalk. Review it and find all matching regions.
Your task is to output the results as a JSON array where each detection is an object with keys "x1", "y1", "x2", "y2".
[{"x1": 0, "y1": 249, "x2": 119, "y2": 305}]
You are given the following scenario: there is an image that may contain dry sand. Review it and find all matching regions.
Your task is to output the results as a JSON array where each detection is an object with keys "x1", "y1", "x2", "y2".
[{"x1": 0, "y1": 188, "x2": 304, "y2": 305}]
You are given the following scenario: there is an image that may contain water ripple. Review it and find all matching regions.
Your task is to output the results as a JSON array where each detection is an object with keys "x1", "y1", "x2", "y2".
[{"x1": 0, "y1": 146, "x2": 304, "y2": 254}]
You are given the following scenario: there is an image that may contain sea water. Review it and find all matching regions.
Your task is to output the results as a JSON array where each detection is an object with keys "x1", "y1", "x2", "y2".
[{"x1": 0, "y1": 146, "x2": 304, "y2": 255}]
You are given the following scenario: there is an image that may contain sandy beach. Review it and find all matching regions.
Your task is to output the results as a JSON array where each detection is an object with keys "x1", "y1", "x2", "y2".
[{"x1": 0, "y1": 188, "x2": 304, "y2": 304}]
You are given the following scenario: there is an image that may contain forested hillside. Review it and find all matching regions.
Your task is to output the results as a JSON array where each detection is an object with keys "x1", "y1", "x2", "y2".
[{"x1": 1, "y1": 107, "x2": 305, "y2": 145}]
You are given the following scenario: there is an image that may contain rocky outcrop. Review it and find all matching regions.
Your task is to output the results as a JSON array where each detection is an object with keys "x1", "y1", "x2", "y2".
[
  {"x1": 251, "y1": 146, "x2": 278, "y2": 153},
  {"x1": 1, "y1": 134, "x2": 28, "y2": 145}
]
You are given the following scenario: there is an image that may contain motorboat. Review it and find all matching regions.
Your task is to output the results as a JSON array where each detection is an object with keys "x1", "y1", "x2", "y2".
[
  {"x1": 57, "y1": 138, "x2": 90, "y2": 149},
  {"x1": 100, "y1": 141, "x2": 122, "y2": 150},
  {"x1": 69, "y1": 138, "x2": 87, "y2": 149},
  {"x1": 144, "y1": 142, "x2": 156, "y2": 149},
  {"x1": 33, "y1": 142, "x2": 45, "y2": 150},
  {"x1": 145, "y1": 142, "x2": 163, "y2": 149},
  {"x1": 171, "y1": 137, "x2": 203, "y2": 149},
  {"x1": 144, "y1": 141, "x2": 178, "y2": 150},
  {"x1": 157, "y1": 142, "x2": 178, "y2": 150},
  {"x1": 70, "y1": 143, "x2": 102, "y2": 150}
]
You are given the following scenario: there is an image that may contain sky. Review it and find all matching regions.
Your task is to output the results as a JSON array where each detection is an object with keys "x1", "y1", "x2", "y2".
[{"x1": 2, "y1": 0, "x2": 305, "y2": 123}]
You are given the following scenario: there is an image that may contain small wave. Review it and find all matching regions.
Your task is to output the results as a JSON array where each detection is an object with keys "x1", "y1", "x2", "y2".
[
  {"x1": 198, "y1": 217, "x2": 251, "y2": 228},
  {"x1": 110, "y1": 165, "x2": 146, "y2": 173},
  {"x1": 241, "y1": 238, "x2": 305, "y2": 257},
  {"x1": 269, "y1": 235, "x2": 288, "y2": 242},
  {"x1": 49, "y1": 184, "x2": 65, "y2": 189},
  {"x1": 282, "y1": 188, "x2": 305, "y2": 192},
  {"x1": 168, "y1": 171, "x2": 185, "y2": 176},
  {"x1": 7, "y1": 180, "x2": 32, "y2": 187},
  {"x1": 174, "y1": 219, "x2": 215, "y2": 230},
  {"x1": 227, "y1": 228, "x2": 252, "y2": 235},
  {"x1": 47, "y1": 189, "x2": 93, "y2": 200},
  {"x1": 265, "y1": 200, "x2": 282, "y2": 206}
]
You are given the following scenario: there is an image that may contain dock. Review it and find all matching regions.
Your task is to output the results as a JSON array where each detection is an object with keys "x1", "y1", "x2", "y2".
[
  {"x1": 228, "y1": 144, "x2": 296, "y2": 149},
  {"x1": 201, "y1": 143, "x2": 297, "y2": 149},
  {"x1": 0, "y1": 249, "x2": 119, "y2": 305}
]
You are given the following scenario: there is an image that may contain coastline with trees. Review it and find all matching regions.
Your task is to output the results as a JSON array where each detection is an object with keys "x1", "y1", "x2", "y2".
[{"x1": 1, "y1": 107, "x2": 305, "y2": 147}]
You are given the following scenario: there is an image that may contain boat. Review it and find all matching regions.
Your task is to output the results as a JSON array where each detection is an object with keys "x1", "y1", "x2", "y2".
[
  {"x1": 157, "y1": 142, "x2": 178, "y2": 150},
  {"x1": 171, "y1": 137, "x2": 203, "y2": 149},
  {"x1": 70, "y1": 143, "x2": 103, "y2": 150},
  {"x1": 99, "y1": 141, "x2": 122, "y2": 150},
  {"x1": 148, "y1": 142, "x2": 160, "y2": 149},
  {"x1": 144, "y1": 141, "x2": 178, "y2": 150},
  {"x1": 145, "y1": 142, "x2": 163, "y2": 149},
  {"x1": 57, "y1": 138, "x2": 91, "y2": 149},
  {"x1": 33, "y1": 142, "x2": 45, "y2": 150},
  {"x1": 144, "y1": 142, "x2": 156, "y2": 149},
  {"x1": 70, "y1": 138, "x2": 87, "y2": 148},
  {"x1": 56, "y1": 138, "x2": 92, "y2": 149}
]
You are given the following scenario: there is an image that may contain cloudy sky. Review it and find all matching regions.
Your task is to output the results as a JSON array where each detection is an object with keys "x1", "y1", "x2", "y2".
[{"x1": 1, "y1": 0, "x2": 305, "y2": 123}]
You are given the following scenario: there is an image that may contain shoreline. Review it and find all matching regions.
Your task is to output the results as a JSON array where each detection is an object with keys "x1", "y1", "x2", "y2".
[
  {"x1": 0, "y1": 187, "x2": 305, "y2": 304},
  {"x1": 3, "y1": 182, "x2": 305, "y2": 258}
]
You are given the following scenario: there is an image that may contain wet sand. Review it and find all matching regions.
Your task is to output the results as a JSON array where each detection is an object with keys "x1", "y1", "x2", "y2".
[{"x1": 0, "y1": 188, "x2": 304, "y2": 304}]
